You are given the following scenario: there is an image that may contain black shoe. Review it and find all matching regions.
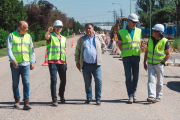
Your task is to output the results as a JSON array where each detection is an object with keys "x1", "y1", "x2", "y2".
[
  {"x1": 96, "y1": 99, "x2": 101, "y2": 105},
  {"x1": 52, "y1": 98, "x2": 58, "y2": 106},
  {"x1": 84, "y1": 99, "x2": 91, "y2": 104},
  {"x1": 60, "y1": 98, "x2": 66, "y2": 103}
]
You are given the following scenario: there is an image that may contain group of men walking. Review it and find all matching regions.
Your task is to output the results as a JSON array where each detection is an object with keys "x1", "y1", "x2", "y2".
[{"x1": 7, "y1": 13, "x2": 170, "y2": 110}]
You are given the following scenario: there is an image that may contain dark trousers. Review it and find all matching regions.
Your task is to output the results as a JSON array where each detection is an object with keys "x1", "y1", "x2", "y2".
[
  {"x1": 48, "y1": 63, "x2": 66, "y2": 100},
  {"x1": 123, "y1": 56, "x2": 140, "y2": 97}
]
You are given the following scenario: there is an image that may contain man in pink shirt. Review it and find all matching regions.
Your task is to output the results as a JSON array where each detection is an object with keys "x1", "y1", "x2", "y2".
[{"x1": 45, "y1": 20, "x2": 67, "y2": 106}]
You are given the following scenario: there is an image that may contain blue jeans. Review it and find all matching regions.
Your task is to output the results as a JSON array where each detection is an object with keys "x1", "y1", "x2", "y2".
[
  {"x1": 10, "y1": 63, "x2": 30, "y2": 100},
  {"x1": 82, "y1": 62, "x2": 102, "y2": 100},
  {"x1": 123, "y1": 56, "x2": 140, "y2": 98},
  {"x1": 48, "y1": 63, "x2": 66, "y2": 100}
]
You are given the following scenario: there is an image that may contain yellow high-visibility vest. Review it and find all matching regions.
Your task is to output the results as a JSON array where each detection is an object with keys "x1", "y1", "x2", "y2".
[
  {"x1": 119, "y1": 27, "x2": 141, "y2": 57},
  {"x1": 46, "y1": 33, "x2": 66, "y2": 63},
  {"x1": 11, "y1": 31, "x2": 30, "y2": 63},
  {"x1": 147, "y1": 37, "x2": 167, "y2": 65}
]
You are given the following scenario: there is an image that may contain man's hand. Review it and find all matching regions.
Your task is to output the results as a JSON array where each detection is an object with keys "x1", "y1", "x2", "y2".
[
  {"x1": 48, "y1": 27, "x2": 53, "y2": 33},
  {"x1": 12, "y1": 60, "x2": 18, "y2": 68},
  {"x1": 30, "y1": 63, "x2": 35, "y2": 70},
  {"x1": 76, "y1": 63, "x2": 80, "y2": 71},
  {"x1": 144, "y1": 62, "x2": 147, "y2": 71}
]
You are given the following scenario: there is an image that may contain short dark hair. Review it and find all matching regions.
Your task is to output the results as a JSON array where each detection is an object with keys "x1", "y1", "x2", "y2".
[
  {"x1": 18, "y1": 22, "x2": 23, "y2": 28},
  {"x1": 85, "y1": 23, "x2": 94, "y2": 28}
]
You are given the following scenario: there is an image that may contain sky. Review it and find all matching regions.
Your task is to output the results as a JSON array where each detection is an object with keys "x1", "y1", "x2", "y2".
[{"x1": 23, "y1": 0, "x2": 137, "y2": 24}]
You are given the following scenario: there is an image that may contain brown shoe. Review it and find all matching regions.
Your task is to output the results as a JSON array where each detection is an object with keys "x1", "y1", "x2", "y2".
[
  {"x1": 23, "y1": 99, "x2": 32, "y2": 110},
  {"x1": 14, "y1": 98, "x2": 20, "y2": 108}
]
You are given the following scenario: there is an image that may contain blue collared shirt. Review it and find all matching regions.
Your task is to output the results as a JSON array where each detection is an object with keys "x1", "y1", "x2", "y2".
[
  {"x1": 7, "y1": 30, "x2": 36, "y2": 66},
  {"x1": 118, "y1": 26, "x2": 142, "y2": 41},
  {"x1": 83, "y1": 35, "x2": 97, "y2": 63}
]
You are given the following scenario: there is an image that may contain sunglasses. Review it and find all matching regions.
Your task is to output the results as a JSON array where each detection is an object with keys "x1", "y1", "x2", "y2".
[
  {"x1": 130, "y1": 20, "x2": 138, "y2": 24},
  {"x1": 56, "y1": 26, "x2": 62, "y2": 28}
]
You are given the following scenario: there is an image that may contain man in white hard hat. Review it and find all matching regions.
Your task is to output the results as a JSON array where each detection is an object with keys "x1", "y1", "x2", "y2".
[
  {"x1": 118, "y1": 13, "x2": 142, "y2": 104},
  {"x1": 144, "y1": 24, "x2": 170, "y2": 103},
  {"x1": 45, "y1": 20, "x2": 67, "y2": 106}
]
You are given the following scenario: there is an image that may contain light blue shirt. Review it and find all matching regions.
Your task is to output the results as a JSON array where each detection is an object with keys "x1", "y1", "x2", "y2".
[
  {"x1": 118, "y1": 26, "x2": 142, "y2": 41},
  {"x1": 7, "y1": 30, "x2": 36, "y2": 66},
  {"x1": 83, "y1": 35, "x2": 97, "y2": 63}
]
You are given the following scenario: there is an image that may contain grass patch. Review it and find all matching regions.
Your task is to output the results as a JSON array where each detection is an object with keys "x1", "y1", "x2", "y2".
[
  {"x1": 171, "y1": 37, "x2": 180, "y2": 50},
  {"x1": 0, "y1": 35, "x2": 73, "y2": 58},
  {"x1": 0, "y1": 48, "x2": 7, "y2": 58}
]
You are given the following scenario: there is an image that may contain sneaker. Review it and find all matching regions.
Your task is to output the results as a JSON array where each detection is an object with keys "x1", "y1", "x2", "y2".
[
  {"x1": 133, "y1": 90, "x2": 137, "y2": 103},
  {"x1": 128, "y1": 97, "x2": 133, "y2": 104},
  {"x1": 156, "y1": 98, "x2": 161, "y2": 102},
  {"x1": 84, "y1": 99, "x2": 91, "y2": 104},
  {"x1": 147, "y1": 97, "x2": 156, "y2": 103},
  {"x1": 14, "y1": 98, "x2": 20, "y2": 108},
  {"x1": 23, "y1": 99, "x2": 32, "y2": 110},
  {"x1": 96, "y1": 99, "x2": 101, "y2": 105},
  {"x1": 52, "y1": 98, "x2": 58, "y2": 106}
]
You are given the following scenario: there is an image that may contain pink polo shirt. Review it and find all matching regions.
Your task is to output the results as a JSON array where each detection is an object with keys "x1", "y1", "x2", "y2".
[{"x1": 47, "y1": 33, "x2": 66, "y2": 65}]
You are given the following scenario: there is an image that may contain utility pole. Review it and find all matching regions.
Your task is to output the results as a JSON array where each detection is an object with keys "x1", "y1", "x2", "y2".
[
  {"x1": 176, "y1": 0, "x2": 179, "y2": 37},
  {"x1": 130, "y1": 0, "x2": 131, "y2": 14},
  {"x1": 113, "y1": 10, "x2": 116, "y2": 24},
  {"x1": 149, "y1": 0, "x2": 151, "y2": 37}
]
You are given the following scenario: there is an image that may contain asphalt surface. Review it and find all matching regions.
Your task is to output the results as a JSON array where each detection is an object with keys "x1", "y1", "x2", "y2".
[{"x1": 0, "y1": 36, "x2": 180, "y2": 120}]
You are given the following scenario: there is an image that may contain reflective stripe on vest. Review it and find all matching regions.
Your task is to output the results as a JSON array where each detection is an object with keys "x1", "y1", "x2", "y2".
[
  {"x1": 46, "y1": 33, "x2": 66, "y2": 62},
  {"x1": 147, "y1": 37, "x2": 167, "y2": 64},
  {"x1": 119, "y1": 27, "x2": 141, "y2": 57},
  {"x1": 11, "y1": 31, "x2": 30, "y2": 63}
]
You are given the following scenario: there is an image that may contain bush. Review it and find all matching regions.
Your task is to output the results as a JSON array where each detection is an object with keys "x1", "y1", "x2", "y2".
[
  {"x1": 61, "y1": 31, "x2": 68, "y2": 36},
  {"x1": 171, "y1": 37, "x2": 180, "y2": 50},
  {"x1": 27, "y1": 30, "x2": 35, "y2": 42},
  {"x1": 38, "y1": 30, "x2": 46, "y2": 41},
  {"x1": 0, "y1": 29, "x2": 9, "y2": 48},
  {"x1": 69, "y1": 30, "x2": 74, "y2": 35}
]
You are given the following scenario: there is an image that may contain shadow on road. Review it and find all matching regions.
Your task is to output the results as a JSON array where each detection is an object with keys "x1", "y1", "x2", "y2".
[
  {"x1": 167, "y1": 81, "x2": 180, "y2": 93},
  {"x1": 113, "y1": 56, "x2": 121, "y2": 58},
  {"x1": 164, "y1": 76, "x2": 180, "y2": 78}
]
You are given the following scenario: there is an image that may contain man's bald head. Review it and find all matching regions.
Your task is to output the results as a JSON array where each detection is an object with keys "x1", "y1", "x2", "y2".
[{"x1": 18, "y1": 21, "x2": 28, "y2": 35}]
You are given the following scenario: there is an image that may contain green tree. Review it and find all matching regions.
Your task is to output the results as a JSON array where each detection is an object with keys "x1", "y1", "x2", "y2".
[
  {"x1": 0, "y1": 0, "x2": 27, "y2": 32},
  {"x1": 94, "y1": 26, "x2": 101, "y2": 32},
  {"x1": 136, "y1": 0, "x2": 174, "y2": 28}
]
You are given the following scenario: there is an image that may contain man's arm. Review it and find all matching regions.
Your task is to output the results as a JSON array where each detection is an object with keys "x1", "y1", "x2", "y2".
[
  {"x1": 99, "y1": 35, "x2": 107, "y2": 54},
  {"x1": 30, "y1": 36, "x2": 35, "y2": 70},
  {"x1": 143, "y1": 47, "x2": 148, "y2": 71},
  {"x1": 45, "y1": 27, "x2": 53, "y2": 40},
  {"x1": 7, "y1": 33, "x2": 18, "y2": 68},
  {"x1": 74, "y1": 38, "x2": 81, "y2": 71},
  {"x1": 162, "y1": 49, "x2": 170, "y2": 63},
  {"x1": 118, "y1": 41, "x2": 122, "y2": 51}
]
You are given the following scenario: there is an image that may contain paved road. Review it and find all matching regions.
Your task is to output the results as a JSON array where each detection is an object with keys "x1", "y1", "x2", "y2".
[{"x1": 0, "y1": 36, "x2": 180, "y2": 120}]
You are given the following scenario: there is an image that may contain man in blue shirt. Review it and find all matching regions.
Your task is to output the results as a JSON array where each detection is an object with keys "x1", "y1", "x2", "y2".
[{"x1": 75, "y1": 23, "x2": 107, "y2": 105}]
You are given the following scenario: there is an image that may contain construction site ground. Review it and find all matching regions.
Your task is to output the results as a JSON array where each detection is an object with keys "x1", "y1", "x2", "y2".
[{"x1": 0, "y1": 36, "x2": 180, "y2": 120}]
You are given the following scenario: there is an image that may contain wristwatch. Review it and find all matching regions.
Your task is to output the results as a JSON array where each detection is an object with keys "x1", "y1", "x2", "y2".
[{"x1": 161, "y1": 61, "x2": 165, "y2": 65}]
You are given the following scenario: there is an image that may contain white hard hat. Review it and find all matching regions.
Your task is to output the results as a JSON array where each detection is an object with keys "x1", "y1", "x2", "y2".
[
  {"x1": 53, "y1": 20, "x2": 63, "y2": 26},
  {"x1": 152, "y1": 24, "x2": 164, "y2": 33},
  {"x1": 128, "y1": 13, "x2": 139, "y2": 22}
]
